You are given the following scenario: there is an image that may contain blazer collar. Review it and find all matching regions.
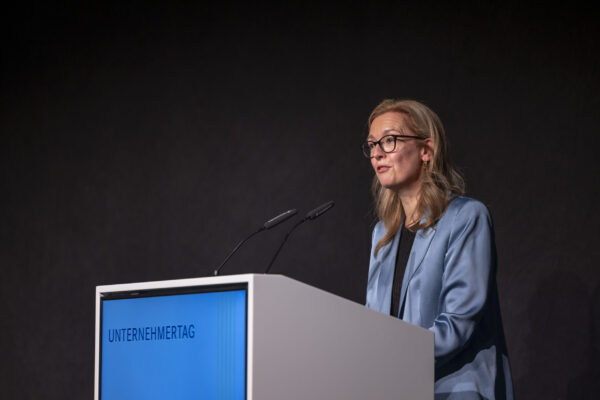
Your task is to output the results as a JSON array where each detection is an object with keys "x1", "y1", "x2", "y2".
[{"x1": 370, "y1": 226, "x2": 401, "y2": 315}]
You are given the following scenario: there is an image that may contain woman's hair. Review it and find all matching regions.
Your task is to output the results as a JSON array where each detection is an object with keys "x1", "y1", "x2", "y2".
[{"x1": 369, "y1": 99, "x2": 465, "y2": 256}]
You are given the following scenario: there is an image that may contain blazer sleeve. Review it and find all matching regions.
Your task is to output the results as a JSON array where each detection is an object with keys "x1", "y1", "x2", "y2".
[{"x1": 429, "y1": 200, "x2": 494, "y2": 361}]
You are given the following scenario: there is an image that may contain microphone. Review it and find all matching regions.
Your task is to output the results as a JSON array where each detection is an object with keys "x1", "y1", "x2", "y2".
[
  {"x1": 263, "y1": 209, "x2": 297, "y2": 229},
  {"x1": 213, "y1": 209, "x2": 297, "y2": 276},
  {"x1": 264, "y1": 200, "x2": 335, "y2": 274},
  {"x1": 305, "y1": 200, "x2": 335, "y2": 220}
]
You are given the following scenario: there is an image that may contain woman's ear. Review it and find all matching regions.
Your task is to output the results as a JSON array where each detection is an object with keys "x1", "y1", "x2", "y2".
[{"x1": 421, "y1": 138, "x2": 434, "y2": 162}]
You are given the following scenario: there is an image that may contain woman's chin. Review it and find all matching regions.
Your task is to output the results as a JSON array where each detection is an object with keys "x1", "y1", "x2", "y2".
[
  {"x1": 381, "y1": 182, "x2": 401, "y2": 191},
  {"x1": 380, "y1": 180, "x2": 419, "y2": 194}
]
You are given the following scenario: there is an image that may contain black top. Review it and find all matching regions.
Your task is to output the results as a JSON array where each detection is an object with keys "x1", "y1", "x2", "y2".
[{"x1": 390, "y1": 224, "x2": 416, "y2": 318}]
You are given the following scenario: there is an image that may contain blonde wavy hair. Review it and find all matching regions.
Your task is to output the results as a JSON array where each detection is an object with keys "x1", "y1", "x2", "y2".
[{"x1": 369, "y1": 99, "x2": 465, "y2": 256}]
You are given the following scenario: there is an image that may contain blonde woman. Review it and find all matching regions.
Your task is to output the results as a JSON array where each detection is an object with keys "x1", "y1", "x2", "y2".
[{"x1": 364, "y1": 99, "x2": 513, "y2": 399}]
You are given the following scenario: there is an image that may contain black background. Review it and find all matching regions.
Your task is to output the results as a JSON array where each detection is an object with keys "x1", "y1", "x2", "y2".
[{"x1": 2, "y1": 2, "x2": 599, "y2": 398}]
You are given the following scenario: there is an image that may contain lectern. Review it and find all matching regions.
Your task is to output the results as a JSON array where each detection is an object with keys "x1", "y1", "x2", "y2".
[{"x1": 95, "y1": 274, "x2": 433, "y2": 399}]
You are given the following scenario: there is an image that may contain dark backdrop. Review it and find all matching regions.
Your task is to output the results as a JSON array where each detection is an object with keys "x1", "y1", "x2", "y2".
[{"x1": 2, "y1": 2, "x2": 599, "y2": 398}]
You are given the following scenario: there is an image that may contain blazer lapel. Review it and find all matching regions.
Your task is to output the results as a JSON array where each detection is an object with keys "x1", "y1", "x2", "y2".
[
  {"x1": 399, "y1": 225, "x2": 436, "y2": 315},
  {"x1": 372, "y1": 227, "x2": 402, "y2": 314}
]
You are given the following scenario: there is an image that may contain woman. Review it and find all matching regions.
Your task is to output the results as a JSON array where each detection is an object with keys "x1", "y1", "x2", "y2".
[{"x1": 364, "y1": 99, "x2": 514, "y2": 399}]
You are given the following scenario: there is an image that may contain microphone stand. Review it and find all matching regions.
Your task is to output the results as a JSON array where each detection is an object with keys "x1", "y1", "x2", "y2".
[
  {"x1": 213, "y1": 209, "x2": 297, "y2": 276},
  {"x1": 214, "y1": 227, "x2": 264, "y2": 276},
  {"x1": 264, "y1": 200, "x2": 334, "y2": 274},
  {"x1": 264, "y1": 219, "x2": 306, "y2": 274}
]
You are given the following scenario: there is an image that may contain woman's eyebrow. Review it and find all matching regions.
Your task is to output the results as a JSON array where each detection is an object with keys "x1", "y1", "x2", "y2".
[
  {"x1": 367, "y1": 128, "x2": 402, "y2": 140},
  {"x1": 383, "y1": 128, "x2": 403, "y2": 134}
]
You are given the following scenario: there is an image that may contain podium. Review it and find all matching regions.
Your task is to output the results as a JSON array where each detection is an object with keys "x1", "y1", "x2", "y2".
[{"x1": 95, "y1": 274, "x2": 433, "y2": 399}]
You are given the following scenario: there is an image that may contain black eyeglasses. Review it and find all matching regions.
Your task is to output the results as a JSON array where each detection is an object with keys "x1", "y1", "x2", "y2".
[{"x1": 361, "y1": 132, "x2": 425, "y2": 158}]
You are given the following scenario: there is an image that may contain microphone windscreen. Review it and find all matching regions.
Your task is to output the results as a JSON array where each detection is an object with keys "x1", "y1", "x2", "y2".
[
  {"x1": 263, "y1": 209, "x2": 298, "y2": 229},
  {"x1": 305, "y1": 200, "x2": 335, "y2": 220}
]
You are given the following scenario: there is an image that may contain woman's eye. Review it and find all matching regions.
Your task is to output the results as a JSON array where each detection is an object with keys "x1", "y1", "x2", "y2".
[
  {"x1": 368, "y1": 142, "x2": 376, "y2": 149},
  {"x1": 384, "y1": 137, "x2": 395, "y2": 144}
]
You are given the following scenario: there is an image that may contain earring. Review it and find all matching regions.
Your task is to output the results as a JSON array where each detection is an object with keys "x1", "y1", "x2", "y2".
[{"x1": 423, "y1": 160, "x2": 429, "y2": 168}]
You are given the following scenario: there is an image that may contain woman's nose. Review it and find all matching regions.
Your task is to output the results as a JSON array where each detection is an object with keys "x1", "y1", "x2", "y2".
[{"x1": 372, "y1": 145, "x2": 385, "y2": 159}]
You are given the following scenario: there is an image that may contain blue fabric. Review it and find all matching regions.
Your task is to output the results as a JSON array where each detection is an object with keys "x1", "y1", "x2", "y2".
[{"x1": 366, "y1": 196, "x2": 514, "y2": 399}]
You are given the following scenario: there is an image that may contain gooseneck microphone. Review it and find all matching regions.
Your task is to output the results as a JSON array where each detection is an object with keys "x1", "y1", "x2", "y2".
[
  {"x1": 263, "y1": 209, "x2": 298, "y2": 229},
  {"x1": 305, "y1": 200, "x2": 335, "y2": 220},
  {"x1": 264, "y1": 200, "x2": 335, "y2": 274},
  {"x1": 213, "y1": 209, "x2": 297, "y2": 276}
]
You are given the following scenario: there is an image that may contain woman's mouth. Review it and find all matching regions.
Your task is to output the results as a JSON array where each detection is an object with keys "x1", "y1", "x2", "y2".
[{"x1": 377, "y1": 166, "x2": 390, "y2": 173}]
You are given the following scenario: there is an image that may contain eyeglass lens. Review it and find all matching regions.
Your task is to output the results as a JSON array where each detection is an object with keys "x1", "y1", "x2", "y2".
[{"x1": 362, "y1": 135, "x2": 398, "y2": 157}]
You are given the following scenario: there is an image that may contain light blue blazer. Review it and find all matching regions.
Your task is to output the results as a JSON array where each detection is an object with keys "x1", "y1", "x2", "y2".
[{"x1": 366, "y1": 196, "x2": 514, "y2": 400}]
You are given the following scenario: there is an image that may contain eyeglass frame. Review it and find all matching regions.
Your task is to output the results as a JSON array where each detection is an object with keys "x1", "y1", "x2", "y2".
[{"x1": 361, "y1": 130, "x2": 426, "y2": 158}]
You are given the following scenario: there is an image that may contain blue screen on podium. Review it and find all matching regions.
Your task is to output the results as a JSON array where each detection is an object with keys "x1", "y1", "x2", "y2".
[{"x1": 100, "y1": 286, "x2": 247, "y2": 399}]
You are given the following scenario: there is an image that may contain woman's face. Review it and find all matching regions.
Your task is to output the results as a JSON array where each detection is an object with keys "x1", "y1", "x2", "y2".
[{"x1": 368, "y1": 111, "x2": 431, "y2": 194}]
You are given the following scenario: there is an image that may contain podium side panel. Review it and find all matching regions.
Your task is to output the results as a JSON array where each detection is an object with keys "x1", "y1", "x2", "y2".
[{"x1": 251, "y1": 275, "x2": 433, "y2": 400}]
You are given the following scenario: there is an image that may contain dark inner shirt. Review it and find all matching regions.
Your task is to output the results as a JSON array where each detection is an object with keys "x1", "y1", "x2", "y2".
[{"x1": 391, "y1": 224, "x2": 416, "y2": 318}]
